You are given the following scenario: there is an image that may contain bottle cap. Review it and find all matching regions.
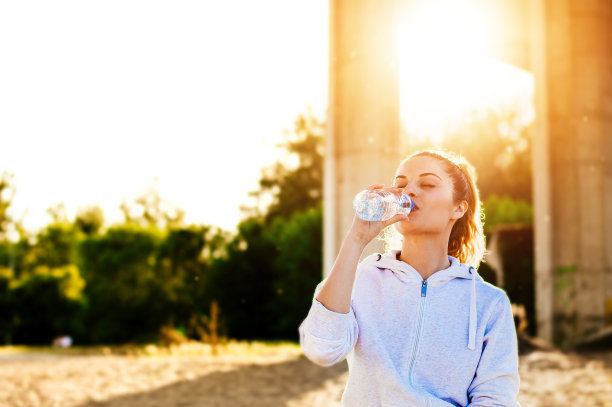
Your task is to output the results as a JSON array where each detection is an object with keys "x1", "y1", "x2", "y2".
[{"x1": 399, "y1": 194, "x2": 413, "y2": 214}]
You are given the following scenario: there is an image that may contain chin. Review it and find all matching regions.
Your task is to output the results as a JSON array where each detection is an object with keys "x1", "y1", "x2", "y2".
[
  {"x1": 394, "y1": 219, "x2": 442, "y2": 236},
  {"x1": 394, "y1": 221, "x2": 415, "y2": 235}
]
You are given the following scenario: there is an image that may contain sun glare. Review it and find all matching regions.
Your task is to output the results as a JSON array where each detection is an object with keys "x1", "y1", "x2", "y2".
[
  {"x1": 397, "y1": 1, "x2": 534, "y2": 144},
  {"x1": 400, "y1": 2, "x2": 490, "y2": 58}
]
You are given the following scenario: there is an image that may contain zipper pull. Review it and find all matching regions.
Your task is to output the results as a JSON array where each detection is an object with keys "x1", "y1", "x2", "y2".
[{"x1": 421, "y1": 280, "x2": 428, "y2": 297}]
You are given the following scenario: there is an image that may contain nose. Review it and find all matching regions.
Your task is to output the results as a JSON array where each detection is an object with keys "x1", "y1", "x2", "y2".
[{"x1": 402, "y1": 184, "x2": 416, "y2": 198}]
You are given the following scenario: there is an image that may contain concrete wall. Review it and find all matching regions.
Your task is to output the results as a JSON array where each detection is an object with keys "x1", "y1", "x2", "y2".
[
  {"x1": 540, "y1": 0, "x2": 612, "y2": 346},
  {"x1": 324, "y1": 0, "x2": 403, "y2": 275},
  {"x1": 326, "y1": 0, "x2": 612, "y2": 347}
]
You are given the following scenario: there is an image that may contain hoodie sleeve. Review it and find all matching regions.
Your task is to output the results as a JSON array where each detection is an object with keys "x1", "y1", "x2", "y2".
[
  {"x1": 467, "y1": 293, "x2": 521, "y2": 407},
  {"x1": 298, "y1": 279, "x2": 359, "y2": 367}
]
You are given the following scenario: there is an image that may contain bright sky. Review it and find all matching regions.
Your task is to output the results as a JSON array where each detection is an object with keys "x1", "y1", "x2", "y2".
[
  {"x1": 0, "y1": 0, "x2": 533, "y2": 237},
  {"x1": 0, "y1": 0, "x2": 328, "y2": 235}
]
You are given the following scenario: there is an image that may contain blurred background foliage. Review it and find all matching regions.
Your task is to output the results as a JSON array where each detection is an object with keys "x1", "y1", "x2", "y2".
[{"x1": 0, "y1": 107, "x2": 534, "y2": 345}]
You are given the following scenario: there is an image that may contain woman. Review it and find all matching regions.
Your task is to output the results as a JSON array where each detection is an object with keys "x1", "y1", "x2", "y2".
[{"x1": 299, "y1": 150, "x2": 520, "y2": 406}]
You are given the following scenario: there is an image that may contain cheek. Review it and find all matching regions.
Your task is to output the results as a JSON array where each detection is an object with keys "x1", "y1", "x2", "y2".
[{"x1": 425, "y1": 190, "x2": 455, "y2": 211}]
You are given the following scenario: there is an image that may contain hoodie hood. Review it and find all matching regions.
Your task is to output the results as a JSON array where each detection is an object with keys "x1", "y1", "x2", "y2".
[{"x1": 363, "y1": 250, "x2": 480, "y2": 351}]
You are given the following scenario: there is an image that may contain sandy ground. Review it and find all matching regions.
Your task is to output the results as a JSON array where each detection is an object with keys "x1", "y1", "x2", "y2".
[{"x1": 1, "y1": 345, "x2": 612, "y2": 407}]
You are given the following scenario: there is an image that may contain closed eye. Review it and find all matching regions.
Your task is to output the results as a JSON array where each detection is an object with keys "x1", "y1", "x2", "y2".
[{"x1": 395, "y1": 184, "x2": 435, "y2": 188}]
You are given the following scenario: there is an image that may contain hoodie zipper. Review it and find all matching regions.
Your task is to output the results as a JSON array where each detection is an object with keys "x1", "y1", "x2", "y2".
[
  {"x1": 421, "y1": 280, "x2": 428, "y2": 297},
  {"x1": 408, "y1": 280, "x2": 427, "y2": 386}
]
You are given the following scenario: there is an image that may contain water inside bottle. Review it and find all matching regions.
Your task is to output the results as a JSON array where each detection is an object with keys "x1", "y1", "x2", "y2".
[{"x1": 353, "y1": 190, "x2": 407, "y2": 221}]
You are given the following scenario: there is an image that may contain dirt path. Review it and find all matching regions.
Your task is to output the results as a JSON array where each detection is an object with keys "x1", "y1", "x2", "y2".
[{"x1": 1, "y1": 347, "x2": 611, "y2": 407}]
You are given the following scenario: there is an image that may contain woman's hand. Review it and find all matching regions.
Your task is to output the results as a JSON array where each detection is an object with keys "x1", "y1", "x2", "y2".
[
  {"x1": 316, "y1": 184, "x2": 407, "y2": 313},
  {"x1": 346, "y1": 184, "x2": 408, "y2": 247}
]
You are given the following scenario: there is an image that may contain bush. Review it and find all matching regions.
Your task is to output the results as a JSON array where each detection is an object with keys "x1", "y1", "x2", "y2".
[
  {"x1": 78, "y1": 225, "x2": 165, "y2": 344},
  {"x1": 9, "y1": 265, "x2": 86, "y2": 344},
  {"x1": 269, "y1": 205, "x2": 322, "y2": 339},
  {"x1": 204, "y1": 206, "x2": 323, "y2": 341},
  {"x1": 206, "y1": 217, "x2": 279, "y2": 340},
  {"x1": 0, "y1": 267, "x2": 13, "y2": 343},
  {"x1": 483, "y1": 195, "x2": 533, "y2": 231}
]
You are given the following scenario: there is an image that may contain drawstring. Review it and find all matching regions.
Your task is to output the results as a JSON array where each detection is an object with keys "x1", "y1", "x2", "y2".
[
  {"x1": 467, "y1": 266, "x2": 477, "y2": 350},
  {"x1": 374, "y1": 252, "x2": 478, "y2": 350}
]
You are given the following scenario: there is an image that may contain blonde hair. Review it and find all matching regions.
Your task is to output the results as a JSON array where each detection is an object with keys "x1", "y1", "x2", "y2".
[{"x1": 381, "y1": 149, "x2": 485, "y2": 268}]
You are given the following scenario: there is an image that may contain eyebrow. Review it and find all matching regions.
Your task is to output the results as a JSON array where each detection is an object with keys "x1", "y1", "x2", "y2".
[{"x1": 395, "y1": 172, "x2": 442, "y2": 181}]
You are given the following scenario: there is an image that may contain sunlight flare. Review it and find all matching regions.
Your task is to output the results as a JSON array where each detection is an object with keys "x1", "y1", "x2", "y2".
[{"x1": 397, "y1": 1, "x2": 534, "y2": 144}]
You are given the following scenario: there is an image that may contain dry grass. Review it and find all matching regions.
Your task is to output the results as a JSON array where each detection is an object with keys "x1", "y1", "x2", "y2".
[
  {"x1": 0, "y1": 340, "x2": 301, "y2": 360},
  {"x1": 1, "y1": 343, "x2": 612, "y2": 407}
]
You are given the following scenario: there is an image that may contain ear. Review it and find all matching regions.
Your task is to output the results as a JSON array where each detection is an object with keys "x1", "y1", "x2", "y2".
[{"x1": 451, "y1": 200, "x2": 468, "y2": 221}]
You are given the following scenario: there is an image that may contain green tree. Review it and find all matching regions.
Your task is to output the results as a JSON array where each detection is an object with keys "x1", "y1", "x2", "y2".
[
  {"x1": 210, "y1": 110, "x2": 325, "y2": 340},
  {"x1": 269, "y1": 204, "x2": 323, "y2": 339},
  {"x1": 79, "y1": 225, "x2": 164, "y2": 343},
  {"x1": 206, "y1": 217, "x2": 279, "y2": 339},
  {"x1": 405, "y1": 107, "x2": 533, "y2": 202},
  {"x1": 154, "y1": 225, "x2": 229, "y2": 332},
  {"x1": 46, "y1": 203, "x2": 69, "y2": 224},
  {"x1": 10, "y1": 265, "x2": 86, "y2": 344},
  {"x1": 0, "y1": 171, "x2": 26, "y2": 242},
  {"x1": 247, "y1": 111, "x2": 325, "y2": 223},
  {"x1": 207, "y1": 205, "x2": 323, "y2": 341},
  {"x1": 0, "y1": 267, "x2": 14, "y2": 344},
  {"x1": 26, "y1": 223, "x2": 81, "y2": 271},
  {"x1": 120, "y1": 178, "x2": 185, "y2": 230},
  {"x1": 0, "y1": 171, "x2": 16, "y2": 239},
  {"x1": 75, "y1": 205, "x2": 105, "y2": 236},
  {"x1": 483, "y1": 194, "x2": 533, "y2": 232}
]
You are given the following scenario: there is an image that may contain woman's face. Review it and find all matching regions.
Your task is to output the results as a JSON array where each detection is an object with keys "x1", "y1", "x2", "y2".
[{"x1": 392, "y1": 155, "x2": 466, "y2": 236}]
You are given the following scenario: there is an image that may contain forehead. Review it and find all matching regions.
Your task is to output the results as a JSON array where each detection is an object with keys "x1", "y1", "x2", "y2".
[{"x1": 394, "y1": 155, "x2": 448, "y2": 178}]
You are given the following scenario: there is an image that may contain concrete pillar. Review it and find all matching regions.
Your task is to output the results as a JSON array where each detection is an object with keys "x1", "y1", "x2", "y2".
[
  {"x1": 531, "y1": 0, "x2": 555, "y2": 344},
  {"x1": 325, "y1": 0, "x2": 612, "y2": 348},
  {"x1": 324, "y1": 0, "x2": 402, "y2": 275},
  {"x1": 537, "y1": 0, "x2": 612, "y2": 346}
]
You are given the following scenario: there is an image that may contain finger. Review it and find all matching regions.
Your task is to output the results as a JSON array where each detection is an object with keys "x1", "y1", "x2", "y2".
[
  {"x1": 366, "y1": 184, "x2": 385, "y2": 190},
  {"x1": 388, "y1": 187, "x2": 405, "y2": 196}
]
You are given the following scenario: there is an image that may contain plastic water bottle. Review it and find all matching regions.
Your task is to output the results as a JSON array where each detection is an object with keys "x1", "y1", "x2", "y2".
[{"x1": 353, "y1": 189, "x2": 414, "y2": 221}]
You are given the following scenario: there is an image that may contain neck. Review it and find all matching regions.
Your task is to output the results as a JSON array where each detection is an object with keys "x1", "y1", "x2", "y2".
[{"x1": 397, "y1": 233, "x2": 452, "y2": 280}]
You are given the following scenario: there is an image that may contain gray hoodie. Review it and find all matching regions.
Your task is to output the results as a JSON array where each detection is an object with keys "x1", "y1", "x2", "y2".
[{"x1": 299, "y1": 251, "x2": 520, "y2": 406}]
